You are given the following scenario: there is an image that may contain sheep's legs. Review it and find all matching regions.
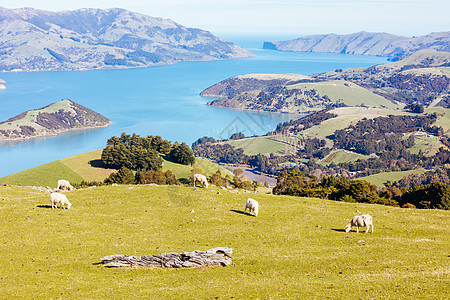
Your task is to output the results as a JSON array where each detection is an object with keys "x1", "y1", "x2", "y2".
[{"x1": 356, "y1": 226, "x2": 359, "y2": 233}]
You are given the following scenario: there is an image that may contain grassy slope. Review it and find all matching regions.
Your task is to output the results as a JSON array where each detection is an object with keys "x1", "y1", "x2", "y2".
[
  {"x1": 0, "y1": 185, "x2": 448, "y2": 299},
  {"x1": 288, "y1": 80, "x2": 399, "y2": 109},
  {"x1": 359, "y1": 169, "x2": 426, "y2": 187},
  {"x1": 0, "y1": 160, "x2": 84, "y2": 187},
  {"x1": 0, "y1": 150, "x2": 232, "y2": 187},
  {"x1": 221, "y1": 136, "x2": 285, "y2": 155},
  {"x1": 320, "y1": 149, "x2": 371, "y2": 165}
]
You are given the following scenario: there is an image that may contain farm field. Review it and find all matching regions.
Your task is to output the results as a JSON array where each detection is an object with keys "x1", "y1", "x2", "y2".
[{"x1": 0, "y1": 184, "x2": 448, "y2": 299}]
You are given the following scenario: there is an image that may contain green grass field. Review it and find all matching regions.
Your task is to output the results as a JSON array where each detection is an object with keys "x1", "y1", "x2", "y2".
[
  {"x1": 0, "y1": 184, "x2": 448, "y2": 299},
  {"x1": 221, "y1": 136, "x2": 285, "y2": 155},
  {"x1": 359, "y1": 169, "x2": 426, "y2": 187}
]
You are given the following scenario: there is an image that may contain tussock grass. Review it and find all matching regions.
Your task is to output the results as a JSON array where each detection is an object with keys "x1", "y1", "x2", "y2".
[{"x1": 0, "y1": 185, "x2": 448, "y2": 299}]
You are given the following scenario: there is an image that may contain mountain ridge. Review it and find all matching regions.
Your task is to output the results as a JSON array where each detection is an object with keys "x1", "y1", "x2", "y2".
[
  {"x1": 264, "y1": 31, "x2": 450, "y2": 60},
  {"x1": 0, "y1": 6, "x2": 253, "y2": 72}
]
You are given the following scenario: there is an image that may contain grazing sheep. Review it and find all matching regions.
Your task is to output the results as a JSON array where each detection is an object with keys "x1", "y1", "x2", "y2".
[
  {"x1": 50, "y1": 192, "x2": 72, "y2": 209},
  {"x1": 57, "y1": 179, "x2": 74, "y2": 191},
  {"x1": 193, "y1": 174, "x2": 208, "y2": 188},
  {"x1": 345, "y1": 214, "x2": 373, "y2": 233},
  {"x1": 244, "y1": 198, "x2": 259, "y2": 216}
]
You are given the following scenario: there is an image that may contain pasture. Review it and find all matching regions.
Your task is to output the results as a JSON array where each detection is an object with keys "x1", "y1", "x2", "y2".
[
  {"x1": 0, "y1": 150, "x2": 232, "y2": 187},
  {"x1": 0, "y1": 184, "x2": 448, "y2": 299}
]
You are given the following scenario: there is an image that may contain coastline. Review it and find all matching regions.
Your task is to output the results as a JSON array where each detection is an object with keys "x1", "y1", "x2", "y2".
[{"x1": 0, "y1": 121, "x2": 112, "y2": 142}]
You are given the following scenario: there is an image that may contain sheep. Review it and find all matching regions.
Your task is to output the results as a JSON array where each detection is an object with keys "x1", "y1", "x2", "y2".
[
  {"x1": 244, "y1": 198, "x2": 259, "y2": 216},
  {"x1": 193, "y1": 174, "x2": 208, "y2": 188},
  {"x1": 57, "y1": 179, "x2": 74, "y2": 191},
  {"x1": 50, "y1": 192, "x2": 72, "y2": 209},
  {"x1": 345, "y1": 214, "x2": 373, "y2": 233}
]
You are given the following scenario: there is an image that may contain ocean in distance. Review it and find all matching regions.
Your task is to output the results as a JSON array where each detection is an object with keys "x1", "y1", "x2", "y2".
[{"x1": 0, "y1": 36, "x2": 387, "y2": 177}]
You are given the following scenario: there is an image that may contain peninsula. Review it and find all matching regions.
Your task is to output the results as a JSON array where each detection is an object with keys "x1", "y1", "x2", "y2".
[
  {"x1": 203, "y1": 50, "x2": 450, "y2": 113},
  {"x1": 0, "y1": 99, "x2": 111, "y2": 140}
]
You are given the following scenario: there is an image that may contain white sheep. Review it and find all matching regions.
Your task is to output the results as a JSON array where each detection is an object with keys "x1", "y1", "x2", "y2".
[
  {"x1": 50, "y1": 192, "x2": 72, "y2": 209},
  {"x1": 345, "y1": 214, "x2": 373, "y2": 233},
  {"x1": 193, "y1": 174, "x2": 208, "y2": 188},
  {"x1": 57, "y1": 179, "x2": 74, "y2": 191},
  {"x1": 244, "y1": 198, "x2": 259, "y2": 216}
]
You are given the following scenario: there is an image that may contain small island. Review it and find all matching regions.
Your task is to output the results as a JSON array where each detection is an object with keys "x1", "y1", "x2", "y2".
[{"x1": 0, "y1": 99, "x2": 111, "y2": 141}]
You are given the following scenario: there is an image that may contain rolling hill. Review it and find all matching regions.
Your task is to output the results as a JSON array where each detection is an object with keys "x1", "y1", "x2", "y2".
[
  {"x1": 0, "y1": 6, "x2": 253, "y2": 72},
  {"x1": 202, "y1": 50, "x2": 450, "y2": 113},
  {"x1": 0, "y1": 149, "x2": 232, "y2": 187},
  {"x1": 0, "y1": 99, "x2": 111, "y2": 140}
]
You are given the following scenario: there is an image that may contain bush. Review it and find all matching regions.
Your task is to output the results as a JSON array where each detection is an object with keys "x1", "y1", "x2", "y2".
[{"x1": 104, "y1": 167, "x2": 135, "y2": 184}]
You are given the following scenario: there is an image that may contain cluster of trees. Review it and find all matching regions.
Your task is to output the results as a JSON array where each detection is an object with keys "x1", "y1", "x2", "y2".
[
  {"x1": 273, "y1": 170, "x2": 449, "y2": 209},
  {"x1": 104, "y1": 166, "x2": 180, "y2": 185},
  {"x1": 333, "y1": 114, "x2": 437, "y2": 155},
  {"x1": 101, "y1": 133, "x2": 195, "y2": 171}
]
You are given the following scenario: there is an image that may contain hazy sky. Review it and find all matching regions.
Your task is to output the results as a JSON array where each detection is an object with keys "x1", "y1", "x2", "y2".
[{"x1": 2, "y1": 0, "x2": 449, "y2": 37}]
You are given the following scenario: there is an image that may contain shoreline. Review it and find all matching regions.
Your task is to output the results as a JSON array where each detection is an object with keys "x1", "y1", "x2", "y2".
[{"x1": 0, "y1": 121, "x2": 112, "y2": 142}]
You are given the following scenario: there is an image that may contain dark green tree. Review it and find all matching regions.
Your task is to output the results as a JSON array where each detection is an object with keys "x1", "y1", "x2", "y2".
[
  {"x1": 104, "y1": 166, "x2": 135, "y2": 184},
  {"x1": 169, "y1": 142, "x2": 195, "y2": 165}
]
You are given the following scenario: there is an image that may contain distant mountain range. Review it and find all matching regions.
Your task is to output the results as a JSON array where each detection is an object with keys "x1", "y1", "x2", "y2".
[
  {"x1": 0, "y1": 7, "x2": 253, "y2": 72},
  {"x1": 0, "y1": 99, "x2": 111, "y2": 140},
  {"x1": 263, "y1": 31, "x2": 450, "y2": 60}
]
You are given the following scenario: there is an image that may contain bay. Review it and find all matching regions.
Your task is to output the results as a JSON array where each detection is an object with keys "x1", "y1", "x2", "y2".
[{"x1": 0, "y1": 37, "x2": 387, "y2": 177}]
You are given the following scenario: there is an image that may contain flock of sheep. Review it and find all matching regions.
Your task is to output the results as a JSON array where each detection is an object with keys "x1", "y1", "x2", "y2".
[{"x1": 49, "y1": 175, "x2": 374, "y2": 233}]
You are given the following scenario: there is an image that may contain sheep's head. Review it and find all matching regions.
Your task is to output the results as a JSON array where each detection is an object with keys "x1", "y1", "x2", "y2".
[
  {"x1": 345, "y1": 223, "x2": 351, "y2": 232},
  {"x1": 67, "y1": 202, "x2": 72, "y2": 209},
  {"x1": 253, "y1": 208, "x2": 258, "y2": 217}
]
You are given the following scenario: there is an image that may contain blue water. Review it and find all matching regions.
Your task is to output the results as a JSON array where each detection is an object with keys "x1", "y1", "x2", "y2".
[{"x1": 0, "y1": 40, "x2": 387, "y2": 177}]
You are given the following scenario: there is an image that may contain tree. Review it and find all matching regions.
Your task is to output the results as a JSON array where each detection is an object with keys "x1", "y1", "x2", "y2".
[
  {"x1": 169, "y1": 142, "x2": 195, "y2": 165},
  {"x1": 233, "y1": 168, "x2": 244, "y2": 177},
  {"x1": 104, "y1": 167, "x2": 135, "y2": 184},
  {"x1": 401, "y1": 182, "x2": 450, "y2": 209},
  {"x1": 134, "y1": 169, "x2": 146, "y2": 184}
]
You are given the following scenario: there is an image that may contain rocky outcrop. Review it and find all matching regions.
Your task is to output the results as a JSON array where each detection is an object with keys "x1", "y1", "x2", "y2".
[
  {"x1": 0, "y1": 99, "x2": 111, "y2": 140},
  {"x1": 264, "y1": 31, "x2": 450, "y2": 61},
  {"x1": 0, "y1": 7, "x2": 253, "y2": 72}
]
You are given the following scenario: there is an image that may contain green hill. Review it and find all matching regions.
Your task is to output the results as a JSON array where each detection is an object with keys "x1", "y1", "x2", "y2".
[
  {"x1": 0, "y1": 99, "x2": 111, "y2": 141},
  {"x1": 0, "y1": 184, "x2": 448, "y2": 298},
  {"x1": 0, "y1": 150, "x2": 232, "y2": 187}
]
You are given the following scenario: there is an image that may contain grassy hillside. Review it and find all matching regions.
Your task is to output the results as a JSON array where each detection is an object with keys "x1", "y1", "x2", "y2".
[
  {"x1": 359, "y1": 169, "x2": 426, "y2": 187},
  {"x1": 0, "y1": 150, "x2": 232, "y2": 187},
  {"x1": 320, "y1": 149, "x2": 371, "y2": 165},
  {"x1": 288, "y1": 80, "x2": 399, "y2": 109},
  {"x1": 0, "y1": 99, "x2": 111, "y2": 140},
  {"x1": 222, "y1": 136, "x2": 285, "y2": 155},
  {"x1": 0, "y1": 184, "x2": 448, "y2": 298}
]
